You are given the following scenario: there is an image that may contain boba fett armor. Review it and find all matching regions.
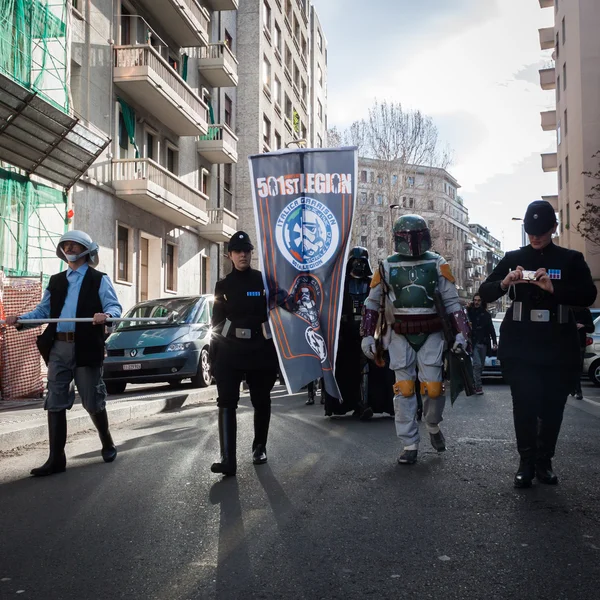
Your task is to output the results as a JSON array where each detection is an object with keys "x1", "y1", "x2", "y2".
[{"x1": 361, "y1": 215, "x2": 470, "y2": 464}]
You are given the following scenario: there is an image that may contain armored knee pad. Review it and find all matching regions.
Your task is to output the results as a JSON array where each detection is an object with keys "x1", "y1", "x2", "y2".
[
  {"x1": 393, "y1": 380, "x2": 415, "y2": 397},
  {"x1": 420, "y1": 381, "x2": 443, "y2": 399}
]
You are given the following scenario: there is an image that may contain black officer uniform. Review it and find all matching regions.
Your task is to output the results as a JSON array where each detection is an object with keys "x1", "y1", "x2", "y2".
[
  {"x1": 479, "y1": 201, "x2": 597, "y2": 488},
  {"x1": 323, "y1": 247, "x2": 394, "y2": 418},
  {"x1": 210, "y1": 231, "x2": 279, "y2": 476}
]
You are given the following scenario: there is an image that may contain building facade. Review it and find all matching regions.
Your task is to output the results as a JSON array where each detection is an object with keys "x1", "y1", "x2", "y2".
[
  {"x1": 235, "y1": 0, "x2": 327, "y2": 249},
  {"x1": 1, "y1": 0, "x2": 241, "y2": 312},
  {"x1": 465, "y1": 223, "x2": 503, "y2": 295},
  {"x1": 352, "y1": 158, "x2": 471, "y2": 294},
  {"x1": 538, "y1": 0, "x2": 600, "y2": 301}
]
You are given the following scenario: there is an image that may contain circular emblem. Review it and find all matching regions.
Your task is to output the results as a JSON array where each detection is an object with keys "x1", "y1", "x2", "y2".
[
  {"x1": 288, "y1": 275, "x2": 323, "y2": 329},
  {"x1": 130, "y1": 349, "x2": 138, "y2": 357},
  {"x1": 275, "y1": 197, "x2": 339, "y2": 271},
  {"x1": 533, "y1": 214, "x2": 539, "y2": 220},
  {"x1": 305, "y1": 328, "x2": 327, "y2": 363}
]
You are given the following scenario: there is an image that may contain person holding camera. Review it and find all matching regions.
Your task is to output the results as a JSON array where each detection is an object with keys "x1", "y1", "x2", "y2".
[{"x1": 479, "y1": 201, "x2": 597, "y2": 488}]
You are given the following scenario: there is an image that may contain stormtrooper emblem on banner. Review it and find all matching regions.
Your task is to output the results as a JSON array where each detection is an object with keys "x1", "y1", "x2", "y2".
[{"x1": 288, "y1": 274, "x2": 323, "y2": 329}]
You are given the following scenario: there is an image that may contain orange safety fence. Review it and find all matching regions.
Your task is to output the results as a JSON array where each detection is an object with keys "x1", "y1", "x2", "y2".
[{"x1": 0, "y1": 272, "x2": 45, "y2": 401}]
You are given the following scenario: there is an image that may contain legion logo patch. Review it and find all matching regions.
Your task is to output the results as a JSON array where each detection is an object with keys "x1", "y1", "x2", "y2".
[
  {"x1": 288, "y1": 274, "x2": 323, "y2": 329},
  {"x1": 305, "y1": 328, "x2": 327, "y2": 363},
  {"x1": 275, "y1": 196, "x2": 340, "y2": 272}
]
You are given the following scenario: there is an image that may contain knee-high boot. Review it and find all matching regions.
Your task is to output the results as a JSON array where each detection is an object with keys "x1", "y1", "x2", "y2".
[
  {"x1": 90, "y1": 409, "x2": 118, "y2": 463},
  {"x1": 252, "y1": 406, "x2": 270, "y2": 465},
  {"x1": 211, "y1": 407, "x2": 237, "y2": 476},
  {"x1": 31, "y1": 410, "x2": 67, "y2": 477}
]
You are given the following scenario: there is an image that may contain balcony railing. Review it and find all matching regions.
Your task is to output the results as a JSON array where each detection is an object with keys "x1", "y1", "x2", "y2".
[
  {"x1": 539, "y1": 67, "x2": 556, "y2": 90},
  {"x1": 197, "y1": 124, "x2": 238, "y2": 163},
  {"x1": 539, "y1": 27, "x2": 554, "y2": 50},
  {"x1": 541, "y1": 152, "x2": 558, "y2": 172},
  {"x1": 199, "y1": 42, "x2": 239, "y2": 88},
  {"x1": 204, "y1": 0, "x2": 239, "y2": 10},
  {"x1": 541, "y1": 109, "x2": 557, "y2": 131},
  {"x1": 209, "y1": 208, "x2": 238, "y2": 230},
  {"x1": 112, "y1": 158, "x2": 209, "y2": 227},
  {"x1": 114, "y1": 45, "x2": 209, "y2": 136},
  {"x1": 201, "y1": 208, "x2": 239, "y2": 242}
]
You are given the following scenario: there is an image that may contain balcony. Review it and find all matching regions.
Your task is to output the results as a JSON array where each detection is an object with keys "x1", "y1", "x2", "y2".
[
  {"x1": 204, "y1": 0, "x2": 239, "y2": 10},
  {"x1": 201, "y1": 208, "x2": 239, "y2": 242},
  {"x1": 542, "y1": 194, "x2": 559, "y2": 210},
  {"x1": 541, "y1": 152, "x2": 558, "y2": 172},
  {"x1": 539, "y1": 0, "x2": 553, "y2": 7},
  {"x1": 541, "y1": 109, "x2": 557, "y2": 131},
  {"x1": 539, "y1": 27, "x2": 554, "y2": 50},
  {"x1": 197, "y1": 124, "x2": 238, "y2": 164},
  {"x1": 114, "y1": 46, "x2": 209, "y2": 137},
  {"x1": 539, "y1": 67, "x2": 556, "y2": 90},
  {"x1": 112, "y1": 159, "x2": 209, "y2": 227},
  {"x1": 137, "y1": 0, "x2": 210, "y2": 48},
  {"x1": 198, "y1": 43, "x2": 239, "y2": 88}
]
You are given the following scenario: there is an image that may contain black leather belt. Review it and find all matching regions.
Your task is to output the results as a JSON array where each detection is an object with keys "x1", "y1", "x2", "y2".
[
  {"x1": 512, "y1": 302, "x2": 569, "y2": 323},
  {"x1": 55, "y1": 332, "x2": 75, "y2": 342}
]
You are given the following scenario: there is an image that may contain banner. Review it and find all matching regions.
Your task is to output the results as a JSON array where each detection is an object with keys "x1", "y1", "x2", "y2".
[{"x1": 249, "y1": 147, "x2": 357, "y2": 398}]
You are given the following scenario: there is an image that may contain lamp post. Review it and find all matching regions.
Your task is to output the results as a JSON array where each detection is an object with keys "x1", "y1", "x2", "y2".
[{"x1": 285, "y1": 138, "x2": 307, "y2": 148}]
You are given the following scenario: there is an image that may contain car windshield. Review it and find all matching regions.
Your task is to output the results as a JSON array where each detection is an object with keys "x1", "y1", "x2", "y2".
[
  {"x1": 116, "y1": 298, "x2": 202, "y2": 330},
  {"x1": 492, "y1": 319, "x2": 501, "y2": 337},
  {"x1": 595, "y1": 316, "x2": 600, "y2": 334}
]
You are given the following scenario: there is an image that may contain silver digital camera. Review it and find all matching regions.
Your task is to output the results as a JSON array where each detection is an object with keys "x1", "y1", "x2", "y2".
[{"x1": 522, "y1": 270, "x2": 538, "y2": 281}]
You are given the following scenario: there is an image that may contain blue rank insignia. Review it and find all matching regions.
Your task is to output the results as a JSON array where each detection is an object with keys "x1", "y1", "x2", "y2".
[
  {"x1": 547, "y1": 269, "x2": 561, "y2": 280},
  {"x1": 247, "y1": 291, "x2": 261, "y2": 296}
]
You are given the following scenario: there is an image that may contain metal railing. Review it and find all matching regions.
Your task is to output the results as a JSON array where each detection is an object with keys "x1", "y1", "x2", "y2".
[
  {"x1": 198, "y1": 123, "x2": 238, "y2": 145},
  {"x1": 199, "y1": 42, "x2": 239, "y2": 65},
  {"x1": 112, "y1": 158, "x2": 208, "y2": 213},
  {"x1": 208, "y1": 208, "x2": 238, "y2": 230},
  {"x1": 114, "y1": 45, "x2": 209, "y2": 123},
  {"x1": 183, "y1": 0, "x2": 210, "y2": 32}
]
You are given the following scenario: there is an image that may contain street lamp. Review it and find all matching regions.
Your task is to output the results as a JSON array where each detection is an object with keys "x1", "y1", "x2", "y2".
[{"x1": 285, "y1": 138, "x2": 307, "y2": 148}]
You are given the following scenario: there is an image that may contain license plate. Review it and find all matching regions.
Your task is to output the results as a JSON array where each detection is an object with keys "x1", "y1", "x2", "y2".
[{"x1": 123, "y1": 363, "x2": 142, "y2": 371}]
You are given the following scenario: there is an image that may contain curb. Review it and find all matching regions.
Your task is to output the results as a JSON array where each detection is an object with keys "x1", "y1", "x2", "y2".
[{"x1": 0, "y1": 387, "x2": 217, "y2": 453}]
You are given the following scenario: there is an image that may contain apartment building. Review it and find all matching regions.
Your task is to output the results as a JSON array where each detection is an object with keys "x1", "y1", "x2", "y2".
[
  {"x1": 465, "y1": 224, "x2": 503, "y2": 298},
  {"x1": 538, "y1": 0, "x2": 600, "y2": 296},
  {"x1": 352, "y1": 158, "x2": 471, "y2": 293},
  {"x1": 0, "y1": 0, "x2": 240, "y2": 311},
  {"x1": 235, "y1": 0, "x2": 328, "y2": 247}
]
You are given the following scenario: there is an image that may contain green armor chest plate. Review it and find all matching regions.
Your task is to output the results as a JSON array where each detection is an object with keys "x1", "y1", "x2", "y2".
[{"x1": 387, "y1": 259, "x2": 438, "y2": 309}]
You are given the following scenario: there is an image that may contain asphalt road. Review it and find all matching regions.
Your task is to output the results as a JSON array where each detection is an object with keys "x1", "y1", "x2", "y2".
[{"x1": 0, "y1": 382, "x2": 599, "y2": 600}]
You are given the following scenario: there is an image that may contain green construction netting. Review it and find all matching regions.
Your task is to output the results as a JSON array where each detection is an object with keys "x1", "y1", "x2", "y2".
[
  {"x1": 0, "y1": 0, "x2": 69, "y2": 113},
  {"x1": 0, "y1": 166, "x2": 67, "y2": 278}
]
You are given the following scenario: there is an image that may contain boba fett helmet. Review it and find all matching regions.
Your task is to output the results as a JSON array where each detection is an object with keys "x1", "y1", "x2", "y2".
[
  {"x1": 346, "y1": 246, "x2": 372, "y2": 277},
  {"x1": 393, "y1": 214, "x2": 432, "y2": 257}
]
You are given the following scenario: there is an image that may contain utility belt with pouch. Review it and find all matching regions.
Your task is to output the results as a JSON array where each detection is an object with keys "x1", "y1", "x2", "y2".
[
  {"x1": 511, "y1": 302, "x2": 569, "y2": 324},
  {"x1": 222, "y1": 318, "x2": 272, "y2": 340}
]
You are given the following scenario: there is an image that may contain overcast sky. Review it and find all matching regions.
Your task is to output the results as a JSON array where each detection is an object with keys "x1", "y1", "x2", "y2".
[{"x1": 311, "y1": 0, "x2": 557, "y2": 249}]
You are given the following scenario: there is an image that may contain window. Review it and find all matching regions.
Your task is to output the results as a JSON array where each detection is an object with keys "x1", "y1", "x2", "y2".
[
  {"x1": 556, "y1": 32, "x2": 559, "y2": 58},
  {"x1": 166, "y1": 146, "x2": 178, "y2": 175},
  {"x1": 224, "y1": 94, "x2": 232, "y2": 127},
  {"x1": 317, "y1": 99, "x2": 323, "y2": 120},
  {"x1": 316, "y1": 134, "x2": 323, "y2": 148},
  {"x1": 377, "y1": 174, "x2": 383, "y2": 184},
  {"x1": 166, "y1": 243, "x2": 177, "y2": 292},
  {"x1": 558, "y1": 164, "x2": 563, "y2": 190},
  {"x1": 263, "y1": 56, "x2": 271, "y2": 91},
  {"x1": 274, "y1": 23, "x2": 282, "y2": 56},
  {"x1": 117, "y1": 225, "x2": 131, "y2": 282},
  {"x1": 360, "y1": 192, "x2": 367, "y2": 204},
  {"x1": 263, "y1": 115, "x2": 271, "y2": 147},
  {"x1": 377, "y1": 237, "x2": 384, "y2": 249},
  {"x1": 317, "y1": 30, "x2": 323, "y2": 52},
  {"x1": 562, "y1": 16, "x2": 566, "y2": 45},
  {"x1": 273, "y1": 76, "x2": 282, "y2": 106},
  {"x1": 360, "y1": 170, "x2": 367, "y2": 183},
  {"x1": 224, "y1": 29, "x2": 233, "y2": 50},
  {"x1": 377, "y1": 216, "x2": 383, "y2": 227},
  {"x1": 565, "y1": 155, "x2": 569, "y2": 184},
  {"x1": 428, "y1": 220, "x2": 434, "y2": 229},
  {"x1": 407, "y1": 176, "x2": 415, "y2": 187},
  {"x1": 360, "y1": 214, "x2": 367, "y2": 226},
  {"x1": 408, "y1": 198, "x2": 415, "y2": 208},
  {"x1": 557, "y1": 120, "x2": 561, "y2": 145},
  {"x1": 428, "y1": 200, "x2": 435, "y2": 210},
  {"x1": 263, "y1": 1, "x2": 272, "y2": 34},
  {"x1": 360, "y1": 235, "x2": 368, "y2": 246},
  {"x1": 120, "y1": 5, "x2": 131, "y2": 45},
  {"x1": 556, "y1": 76, "x2": 560, "y2": 102},
  {"x1": 145, "y1": 131, "x2": 156, "y2": 161},
  {"x1": 201, "y1": 255, "x2": 209, "y2": 295},
  {"x1": 376, "y1": 194, "x2": 383, "y2": 205},
  {"x1": 560, "y1": 209, "x2": 563, "y2": 233},
  {"x1": 564, "y1": 109, "x2": 568, "y2": 136},
  {"x1": 223, "y1": 164, "x2": 233, "y2": 210},
  {"x1": 284, "y1": 94, "x2": 292, "y2": 120},
  {"x1": 200, "y1": 168, "x2": 209, "y2": 195},
  {"x1": 563, "y1": 62, "x2": 567, "y2": 90},
  {"x1": 317, "y1": 65, "x2": 323, "y2": 87},
  {"x1": 391, "y1": 174, "x2": 398, "y2": 186},
  {"x1": 402, "y1": 196, "x2": 407, "y2": 207},
  {"x1": 118, "y1": 109, "x2": 129, "y2": 158},
  {"x1": 566, "y1": 202, "x2": 570, "y2": 229},
  {"x1": 274, "y1": 130, "x2": 282, "y2": 150}
]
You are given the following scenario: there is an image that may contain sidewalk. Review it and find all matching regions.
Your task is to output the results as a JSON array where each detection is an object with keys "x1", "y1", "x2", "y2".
[{"x1": 0, "y1": 384, "x2": 217, "y2": 453}]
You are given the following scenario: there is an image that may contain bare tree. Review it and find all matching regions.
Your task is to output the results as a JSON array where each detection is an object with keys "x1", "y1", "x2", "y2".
[{"x1": 575, "y1": 152, "x2": 600, "y2": 247}]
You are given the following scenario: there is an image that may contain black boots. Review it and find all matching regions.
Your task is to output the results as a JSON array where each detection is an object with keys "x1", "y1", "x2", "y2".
[
  {"x1": 252, "y1": 407, "x2": 270, "y2": 465},
  {"x1": 31, "y1": 410, "x2": 67, "y2": 477},
  {"x1": 535, "y1": 458, "x2": 559, "y2": 485},
  {"x1": 90, "y1": 409, "x2": 118, "y2": 463},
  {"x1": 514, "y1": 458, "x2": 536, "y2": 488},
  {"x1": 211, "y1": 408, "x2": 237, "y2": 476}
]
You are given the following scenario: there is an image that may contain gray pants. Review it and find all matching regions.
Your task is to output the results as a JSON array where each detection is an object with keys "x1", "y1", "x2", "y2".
[
  {"x1": 472, "y1": 343, "x2": 487, "y2": 389},
  {"x1": 45, "y1": 341, "x2": 107, "y2": 414}
]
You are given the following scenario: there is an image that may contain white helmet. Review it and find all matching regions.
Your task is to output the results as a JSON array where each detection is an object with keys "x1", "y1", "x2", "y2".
[{"x1": 56, "y1": 230, "x2": 99, "y2": 267}]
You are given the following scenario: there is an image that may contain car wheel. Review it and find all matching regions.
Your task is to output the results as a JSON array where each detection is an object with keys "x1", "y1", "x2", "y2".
[
  {"x1": 589, "y1": 359, "x2": 600, "y2": 387},
  {"x1": 106, "y1": 381, "x2": 127, "y2": 395},
  {"x1": 191, "y1": 348, "x2": 211, "y2": 388}
]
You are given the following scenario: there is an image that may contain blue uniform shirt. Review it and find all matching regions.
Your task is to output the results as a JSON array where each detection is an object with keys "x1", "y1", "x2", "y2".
[{"x1": 20, "y1": 264, "x2": 122, "y2": 332}]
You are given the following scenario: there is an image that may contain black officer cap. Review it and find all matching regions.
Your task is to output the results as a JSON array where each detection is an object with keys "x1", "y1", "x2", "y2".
[
  {"x1": 523, "y1": 200, "x2": 558, "y2": 236},
  {"x1": 228, "y1": 231, "x2": 254, "y2": 252}
]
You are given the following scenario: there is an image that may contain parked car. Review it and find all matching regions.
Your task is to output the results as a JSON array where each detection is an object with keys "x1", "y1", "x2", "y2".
[
  {"x1": 583, "y1": 316, "x2": 600, "y2": 387},
  {"x1": 103, "y1": 295, "x2": 213, "y2": 395},
  {"x1": 482, "y1": 318, "x2": 502, "y2": 378}
]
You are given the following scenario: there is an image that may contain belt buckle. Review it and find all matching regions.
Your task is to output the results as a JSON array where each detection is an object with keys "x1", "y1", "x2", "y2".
[
  {"x1": 235, "y1": 328, "x2": 252, "y2": 339},
  {"x1": 530, "y1": 309, "x2": 550, "y2": 322}
]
